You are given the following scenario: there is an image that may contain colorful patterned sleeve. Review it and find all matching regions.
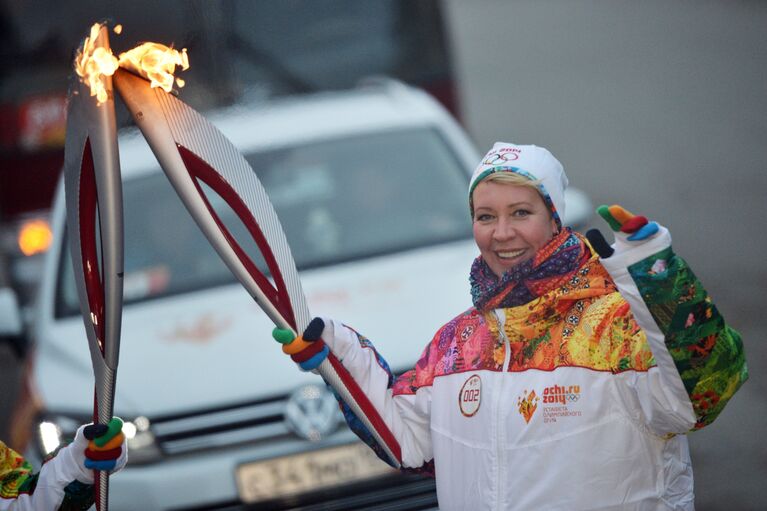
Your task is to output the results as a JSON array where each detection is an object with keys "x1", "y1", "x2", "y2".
[
  {"x1": 628, "y1": 247, "x2": 748, "y2": 429},
  {"x1": 335, "y1": 367, "x2": 435, "y2": 477},
  {"x1": 0, "y1": 441, "x2": 37, "y2": 505},
  {"x1": 332, "y1": 328, "x2": 398, "y2": 467},
  {"x1": 0, "y1": 441, "x2": 94, "y2": 511},
  {"x1": 330, "y1": 323, "x2": 438, "y2": 474}
]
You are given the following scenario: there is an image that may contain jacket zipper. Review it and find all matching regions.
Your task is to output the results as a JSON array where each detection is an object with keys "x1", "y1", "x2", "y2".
[
  {"x1": 493, "y1": 309, "x2": 511, "y2": 510},
  {"x1": 495, "y1": 309, "x2": 513, "y2": 372}
]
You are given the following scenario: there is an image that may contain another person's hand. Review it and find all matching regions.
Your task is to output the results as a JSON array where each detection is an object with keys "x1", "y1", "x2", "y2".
[
  {"x1": 21, "y1": 417, "x2": 128, "y2": 495},
  {"x1": 74, "y1": 417, "x2": 128, "y2": 476},
  {"x1": 587, "y1": 204, "x2": 661, "y2": 258},
  {"x1": 272, "y1": 317, "x2": 329, "y2": 371}
]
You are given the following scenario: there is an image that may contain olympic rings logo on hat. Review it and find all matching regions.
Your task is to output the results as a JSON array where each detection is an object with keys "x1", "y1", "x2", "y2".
[{"x1": 483, "y1": 152, "x2": 520, "y2": 165}]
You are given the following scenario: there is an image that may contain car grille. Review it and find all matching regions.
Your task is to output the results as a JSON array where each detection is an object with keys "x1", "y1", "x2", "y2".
[
  {"x1": 151, "y1": 395, "x2": 295, "y2": 456},
  {"x1": 171, "y1": 473, "x2": 438, "y2": 511},
  {"x1": 152, "y1": 395, "x2": 439, "y2": 510}
]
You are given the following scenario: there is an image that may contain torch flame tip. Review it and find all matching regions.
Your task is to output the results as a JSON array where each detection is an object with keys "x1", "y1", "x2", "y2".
[{"x1": 74, "y1": 22, "x2": 190, "y2": 104}]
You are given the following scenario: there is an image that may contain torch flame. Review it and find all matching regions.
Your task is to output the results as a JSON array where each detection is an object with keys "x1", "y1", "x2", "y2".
[
  {"x1": 118, "y1": 43, "x2": 189, "y2": 93},
  {"x1": 74, "y1": 22, "x2": 189, "y2": 105},
  {"x1": 74, "y1": 23, "x2": 119, "y2": 105}
]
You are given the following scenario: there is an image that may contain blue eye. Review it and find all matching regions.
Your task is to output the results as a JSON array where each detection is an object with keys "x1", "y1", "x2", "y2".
[
  {"x1": 513, "y1": 209, "x2": 531, "y2": 217},
  {"x1": 475, "y1": 213, "x2": 494, "y2": 222}
]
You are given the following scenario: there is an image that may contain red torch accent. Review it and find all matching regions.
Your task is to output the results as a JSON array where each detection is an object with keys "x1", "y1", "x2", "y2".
[
  {"x1": 176, "y1": 145, "x2": 297, "y2": 329},
  {"x1": 327, "y1": 355, "x2": 402, "y2": 462},
  {"x1": 79, "y1": 138, "x2": 106, "y2": 352},
  {"x1": 79, "y1": 138, "x2": 107, "y2": 435}
]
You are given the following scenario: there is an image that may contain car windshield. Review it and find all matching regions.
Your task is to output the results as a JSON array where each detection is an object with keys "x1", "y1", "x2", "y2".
[{"x1": 56, "y1": 127, "x2": 472, "y2": 317}]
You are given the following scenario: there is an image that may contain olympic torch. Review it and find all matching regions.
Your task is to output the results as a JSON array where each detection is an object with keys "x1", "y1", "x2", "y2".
[
  {"x1": 112, "y1": 68, "x2": 403, "y2": 469},
  {"x1": 63, "y1": 24, "x2": 123, "y2": 510}
]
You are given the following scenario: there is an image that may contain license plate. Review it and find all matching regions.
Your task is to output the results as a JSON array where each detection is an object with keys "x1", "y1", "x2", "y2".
[{"x1": 235, "y1": 442, "x2": 397, "y2": 503}]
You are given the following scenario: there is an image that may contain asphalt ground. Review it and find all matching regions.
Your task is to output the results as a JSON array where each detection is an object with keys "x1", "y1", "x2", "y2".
[{"x1": 443, "y1": 1, "x2": 767, "y2": 509}]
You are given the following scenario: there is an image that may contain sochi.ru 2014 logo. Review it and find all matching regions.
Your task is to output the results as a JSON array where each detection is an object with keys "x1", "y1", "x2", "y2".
[
  {"x1": 516, "y1": 389, "x2": 539, "y2": 424},
  {"x1": 518, "y1": 385, "x2": 583, "y2": 425},
  {"x1": 542, "y1": 384, "x2": 581, "y2": 404}
]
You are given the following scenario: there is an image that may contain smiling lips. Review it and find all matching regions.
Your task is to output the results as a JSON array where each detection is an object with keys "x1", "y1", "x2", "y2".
[{"x1": 496, "y1": 248, "x2": 526, "y2": 260}]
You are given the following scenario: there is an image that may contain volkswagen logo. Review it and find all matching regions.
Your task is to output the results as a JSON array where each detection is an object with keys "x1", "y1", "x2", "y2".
[{"x1": 284, "y1": 384, "x2": 340, "y2": 442}]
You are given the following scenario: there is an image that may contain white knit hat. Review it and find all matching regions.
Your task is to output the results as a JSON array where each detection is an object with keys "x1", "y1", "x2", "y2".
[{"x1": 469, "y1": 142, "x2": 569, "y2": 228}]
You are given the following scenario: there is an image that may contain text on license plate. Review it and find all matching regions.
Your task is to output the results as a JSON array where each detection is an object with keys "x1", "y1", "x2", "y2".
[{"x1": 235, "y1": 442, "x2": 397, "y2": 503}]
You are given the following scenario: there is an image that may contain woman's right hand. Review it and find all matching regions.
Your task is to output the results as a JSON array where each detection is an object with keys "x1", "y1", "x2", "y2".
[{"x1": 272, "y1": 317, "x2": 330, "y2": 371}]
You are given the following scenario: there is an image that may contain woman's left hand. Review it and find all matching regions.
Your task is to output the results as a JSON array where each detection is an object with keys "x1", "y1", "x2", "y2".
[{"x1": 587, "y1": 204, "x2": 661, "y2": 258}]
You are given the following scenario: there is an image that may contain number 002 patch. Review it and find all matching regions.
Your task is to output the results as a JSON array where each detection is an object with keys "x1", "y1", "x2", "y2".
[{"x1": 459, "y1": 374, "x2": 482, "y2": 417}]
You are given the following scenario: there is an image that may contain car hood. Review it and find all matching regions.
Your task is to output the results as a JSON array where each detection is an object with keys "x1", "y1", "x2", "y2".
[{"x1": 34, "y1": 239, "x2": 477, "y2": 418}]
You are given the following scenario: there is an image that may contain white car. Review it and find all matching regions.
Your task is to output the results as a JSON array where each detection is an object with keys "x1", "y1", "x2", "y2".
[{"x1": 24, "y1": 79, "x2": 591, "y2": 510}]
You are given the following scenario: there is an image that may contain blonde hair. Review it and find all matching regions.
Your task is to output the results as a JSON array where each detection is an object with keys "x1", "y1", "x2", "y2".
[
  {"x1": 482, "y1": 171, "x2": 542, "y2": 189},
  {"x1": 469, "y1": 171, "x2": 546, "y2": 214}
]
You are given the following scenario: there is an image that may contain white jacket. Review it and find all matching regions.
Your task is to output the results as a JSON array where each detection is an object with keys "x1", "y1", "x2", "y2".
[{"x1": 321, "y1": 226, "x2": 747, "y2": 510}]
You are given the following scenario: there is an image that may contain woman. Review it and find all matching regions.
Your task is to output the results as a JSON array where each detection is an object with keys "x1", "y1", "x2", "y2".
[
  {"x1": 0, "y1": 418, "x2": 127, "y2": 510},
  {"x1": 274, "y1": 142, "x2": 747, "y2": 510}
]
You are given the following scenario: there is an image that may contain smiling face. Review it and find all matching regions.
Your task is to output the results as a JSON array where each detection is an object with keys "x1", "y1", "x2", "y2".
[{"x1": 471, "y1": 180, "x2": 558, "y2": 278}]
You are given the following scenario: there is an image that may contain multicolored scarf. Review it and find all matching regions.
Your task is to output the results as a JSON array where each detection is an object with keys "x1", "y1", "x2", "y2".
[{"x1": 469, "y1": 229, "x2": 591, "y2": 311}]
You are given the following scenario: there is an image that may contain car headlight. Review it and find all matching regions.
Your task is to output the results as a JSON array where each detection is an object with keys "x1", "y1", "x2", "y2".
[
  {"x1": 121, "y1": 416, "x2": 162, "y2": 465},
  {"x1": 36, "y1": 413, "x2": 162, "y2": 465},
  {"x1": 35, "y1": 413, "x2": 84, "y2": 457}
]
